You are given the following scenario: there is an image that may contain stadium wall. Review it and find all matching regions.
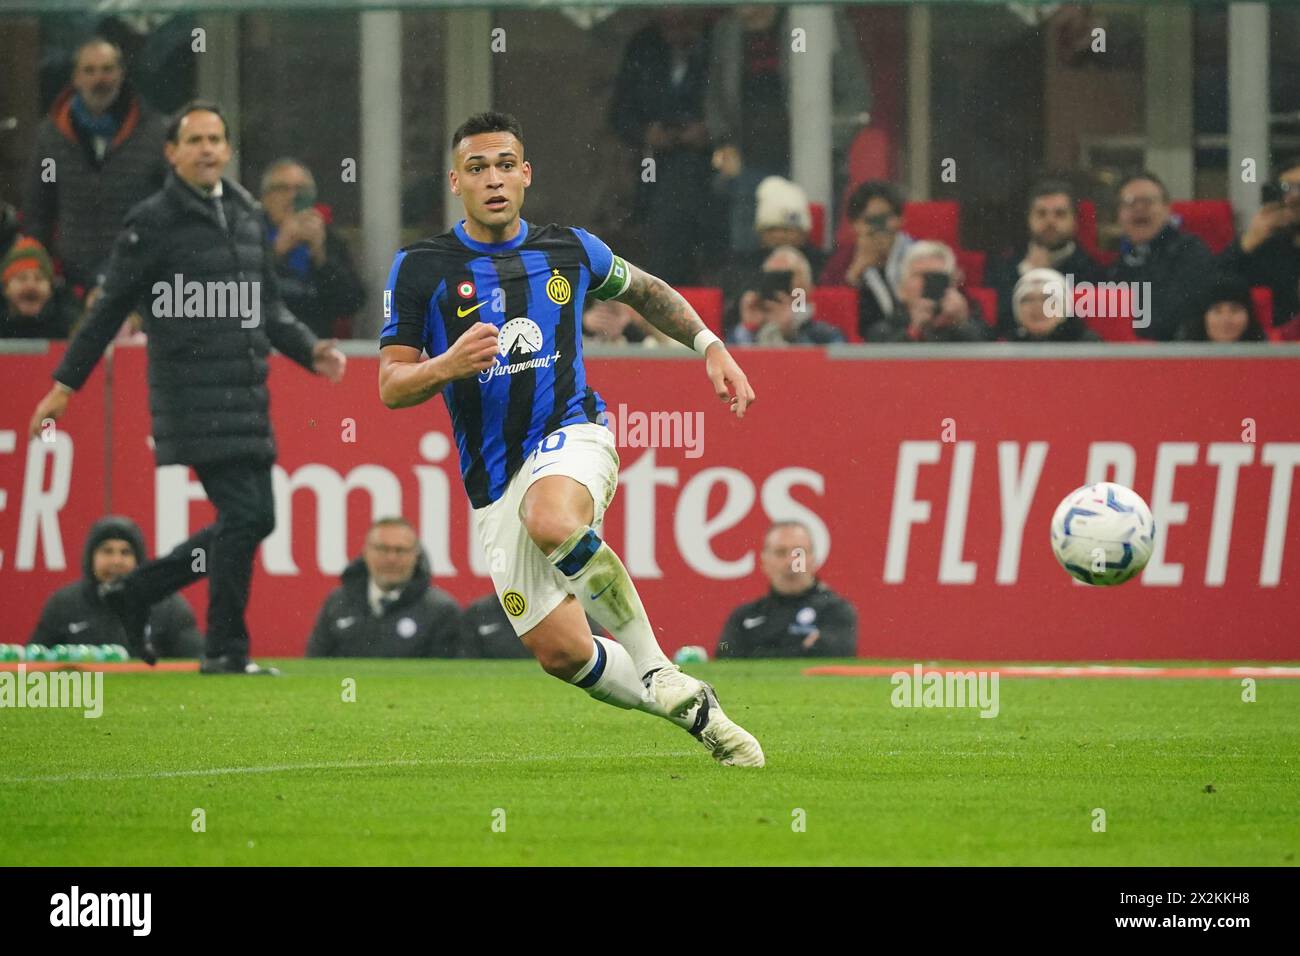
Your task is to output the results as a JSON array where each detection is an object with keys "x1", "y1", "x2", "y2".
[{"x1": 2, "y1": 342, "x2": 1299, "y2": 660}]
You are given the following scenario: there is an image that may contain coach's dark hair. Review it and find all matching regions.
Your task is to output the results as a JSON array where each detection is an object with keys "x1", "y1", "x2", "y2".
[
  {"x1": 1027, "y1": 178, "x2": 1076, "y2": 210},
  {"x1": 72, "y1": 36, "x2": 123, "y2": 71},
  {"x1": 845, "y1": 180, "x2": 904, "y2": 222},
  {"x1": 167, "y1": 99, "x2": 230, "y2": 144},
  {"x1": 451, "y1": 111, "x2": 524, "y2": 153},
  {"x1": 1117, "y1": 170, "x2": 1169, "y2": 203},
  {"x1": 1275, "y1": 153, "x2": 1300, "y2": 177}
]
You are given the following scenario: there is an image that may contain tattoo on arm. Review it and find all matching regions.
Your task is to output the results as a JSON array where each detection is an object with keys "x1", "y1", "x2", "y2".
[{"x1": 618, "y1": 264, "x2": 705, "y2": 349}]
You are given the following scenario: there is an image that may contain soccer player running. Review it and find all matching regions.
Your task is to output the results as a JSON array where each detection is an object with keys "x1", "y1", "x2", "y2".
[{"x1": 379, "y1": 112, "x2": 764, "y2": 766}]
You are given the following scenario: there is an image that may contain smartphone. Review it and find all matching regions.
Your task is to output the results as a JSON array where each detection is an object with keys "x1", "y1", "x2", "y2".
[
  {"x1": 293, "y1": 184, "x2": 318, "y2": 213},
  {"x1": 758, "y1": 270, "x2": 794, "y2": 301},
  {"x1": 922, "y1": 271, "x2": 950, "y2": 305},
  {"x1": 1261, "y1": 182, "x2": 1283, "y2": 205}
]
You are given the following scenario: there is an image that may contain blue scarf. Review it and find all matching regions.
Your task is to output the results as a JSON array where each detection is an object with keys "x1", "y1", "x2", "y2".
[{"x1": 70, "y1": 93, "x2": 121, "y2": 141}]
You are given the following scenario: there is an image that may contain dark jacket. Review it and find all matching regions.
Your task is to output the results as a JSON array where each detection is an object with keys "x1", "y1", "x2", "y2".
[
  {"x1": 0, "y1": 283, "x2": 78, "y2": 339},
  {"x1": 52, "y1": 173, "x2": 320, "y2": 467},
  {"x1": 306, "y1": 550, "x2": 461, "y2": 658},
  {"x1": 1107, "y1": 222, "x2": 1215, "y2": 341},
  {"x1": 864, "y1": 293, "x2": 991, "y2": 343},
  {"x1": 1219, "y1": 229, "x2": 1300, "y2": 329},
  {"x1": 1003, "y1": 315, "x2": 1103, "y2": 343},
  {"x1": 268, "y1": 220, "x2": 366, "y2": 338},
  {"x1": 716, "y1": 579, "x2": 858, "y2": 658},
  {"x1": 28, "y1": 515, "x2": 202, "y2": 657},
  {"x1": 23, "y1": 84, "x2": 169, "y2": 289},
  {"x1": 986, "y1": 243, "x2": 1102, "y2": 336}
]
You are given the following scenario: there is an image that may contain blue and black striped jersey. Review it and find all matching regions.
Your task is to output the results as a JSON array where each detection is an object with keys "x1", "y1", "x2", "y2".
[{"x1": 379, "y1": 219, "x2": 631, "y2": 509}]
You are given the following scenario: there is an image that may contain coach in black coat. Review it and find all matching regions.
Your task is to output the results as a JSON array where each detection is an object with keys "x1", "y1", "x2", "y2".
[{"x1": 27, "y1": 101, "x2": 346, "y2": 675}]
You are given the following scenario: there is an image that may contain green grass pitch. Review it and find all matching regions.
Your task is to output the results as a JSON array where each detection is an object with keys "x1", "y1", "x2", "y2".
[{"x1": 2, "y1": 659, "x2": 1297, "y2": 866}]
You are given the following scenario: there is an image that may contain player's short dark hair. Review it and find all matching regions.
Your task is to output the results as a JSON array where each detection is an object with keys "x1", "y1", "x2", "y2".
[
  {"x1": 1027, "y1": 178, "x2": 1076, "y2": 210},
  {"x1": 1117, "y1": 170, "x2": 1169, "y2": 203},
  {"x1": 845, "y1": 180, "x2": 904, "y2": 222},
  {"x1": 451, "y1": 111, "x2": 524, "y2": 153},
  {"x1": 167, "y1": 99, "x2": 230, "y2": 144}
]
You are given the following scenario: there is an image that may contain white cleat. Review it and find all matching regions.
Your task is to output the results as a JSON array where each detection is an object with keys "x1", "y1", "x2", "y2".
[
  {"x1": 646, "y1": 664, "x2": 706, "y2": 718},
  {"x1": 690, "y1": 683, "x2": 765, "y2": 768}
]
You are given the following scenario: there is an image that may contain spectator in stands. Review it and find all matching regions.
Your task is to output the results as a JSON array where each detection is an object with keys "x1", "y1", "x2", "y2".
[
  {"x1": 864, "y1": 240, "x2": 990, "y2": 342},
  {"x1": 0, "y1": 237, "x2": 77, "y2": 339},
  {"x1": 23, "y1": 37, "x2": 168, "y2": 292},
  {"x1": 458, "y1": 595, "x2": 606, "y2": 659},
  {"x1": 1220, "y1": 156, "x2": 1300, "y2": 330},
  {"x1": 987, "y1": 179, "x2": 1101, "y2": 335},
  {"x1": 714, "y1": 175, "x2": 826, "y2": 334},
  {"x1": 730, "y1": 245, "x2": 842, "y2": 345},
  {"x1": 821, "y1": 180, "x2": 914, "y2": 334},
  {"x1": 1177, "y1": 272, "x2": 1268, "y2": 343},
  {"x1": 582, "y1": 298, "x2": 675, "y2": 348},
  {"x1": 706, "y1": 4, "x2": 870, "y2": 255},
  {"x1": 1004, "y1": 268, "x2": 1101, "y2": 343},
  {"x1": 716, "y1": 521, "x2": 857, "y2": 658},
  {"x1": 1108, "y1": 171, "x2": 1214, "y2": 341},
  {"x1": 306, "y1": 517, "x2": 461, "y2": 658},
  {"x1": 260, "y1": 158, "x2": 365, "y2": 339},
  {"x1": 29, "y1": 515, "x2": 201, "y2": 658},
  {"x1": 608, "y1": 10, "x2": 718, "y2": 285}
]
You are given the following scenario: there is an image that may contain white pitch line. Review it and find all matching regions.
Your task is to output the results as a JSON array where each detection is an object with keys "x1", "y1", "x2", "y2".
[{"x1": 1, "y1": 751, "x2": 701, "y2": 785}]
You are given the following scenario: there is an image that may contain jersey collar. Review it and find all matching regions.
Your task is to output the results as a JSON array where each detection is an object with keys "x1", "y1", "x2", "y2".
[{"x1": 454, "y1": 218, "x2": 529, "y2": 253}]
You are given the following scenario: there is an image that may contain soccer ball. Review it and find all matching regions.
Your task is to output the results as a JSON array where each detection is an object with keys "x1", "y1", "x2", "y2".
[{"x1": 1050, "y1": 482, "x2": 1156, "y2": 586}]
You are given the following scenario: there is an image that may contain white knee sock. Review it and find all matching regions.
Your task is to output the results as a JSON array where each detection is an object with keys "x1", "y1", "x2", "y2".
[
  {"x1": 549, "y1": 526, "x2": 673, "y2": 678},
  {"x1": 570, "y1": 635, "x2": 654, "y2": 710}
]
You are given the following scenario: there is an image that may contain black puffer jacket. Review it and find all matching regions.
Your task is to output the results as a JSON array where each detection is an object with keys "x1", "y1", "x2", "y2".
[
  {"x1": 305, "y1": 549, "x2": 462, "y2": 658},
  {"x1": 28, "y1": 515, "x2": 202, "y2": 658},
  {"x1": 53, "y1": 173, "x2": 319, "y2": 467}
]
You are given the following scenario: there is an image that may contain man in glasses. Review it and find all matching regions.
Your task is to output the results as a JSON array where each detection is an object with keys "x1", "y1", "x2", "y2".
[
  {"x1": 306, "y1": 517, "x2": 462, "y2": 658},
  {"x1": 1221, "y1": 155, "x2": 1300, "y2": 330},
  {"x1": 1108, "y1": 170, "x2": 1213, "y2": 340}
]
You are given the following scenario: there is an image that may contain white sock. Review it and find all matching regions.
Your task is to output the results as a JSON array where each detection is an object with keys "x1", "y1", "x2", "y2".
[
  {"x1": 549, "y1": 526, "x2": 673, "y2": 678},
  {"x1": 570, "y1": 635, "x2": 654, "y2": 711}
]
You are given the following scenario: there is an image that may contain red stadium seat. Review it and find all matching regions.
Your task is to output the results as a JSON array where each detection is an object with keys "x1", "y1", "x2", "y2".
[
  {"x1": 1171, "y1": 200, "x2": 1235, "y2": 254},
  {"x1": 965, "y1": 286, "x2": 997, "y2": 327},
  {"x1": 1250, "y1": 286, "x2": 1282, "y2": 341},
  {"x1": 847, "y1": 127, "x2": 892, "y2": 188},
  {"x1": 1076, "y1": 284, "x2": 1140, "y2": 341},
  {"x1": 676, "y1": 287, "x2": 723, "y2": 336},
  {"x1": 955, "y1": 249, "x2": 985, "y2": 288},
  {"x1": 901, "y1": 201, "x2": 959, "y2": 248},
  {"x1": 1076, "y1": 199, "x2": 1117, "y2": 268},
  {"x1": 811, "y1": 286, "x2": 861, "y2": 342},
  {"x1": 809, "y1": 202, "x2": 825, "y2": 249}
]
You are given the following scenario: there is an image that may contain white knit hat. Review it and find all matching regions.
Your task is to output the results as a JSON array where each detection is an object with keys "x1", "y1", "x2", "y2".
[{"x1": 754, "y1": 176, "x2": 812, "y2": 232}]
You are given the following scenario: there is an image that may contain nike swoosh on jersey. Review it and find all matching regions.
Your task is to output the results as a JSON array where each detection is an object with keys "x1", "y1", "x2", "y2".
[
  {"x1": 456, "y1": 300, "x2": 487, "y2": 317},
  {"x1": 477, "y1": 623, "x2": 501, "y2": 635},
  {"x1": 336, "y1": 616, "x2": 356, "y2": 629},
  {"x1": 742, "y1": 616, "x2": 766, "y2": 629},
  {"x1": 68, "y1": 621, "x2": 90, "y2": 634},
  {"x1": 531, "y1": 461, "x2": 556, "y2": 474}
]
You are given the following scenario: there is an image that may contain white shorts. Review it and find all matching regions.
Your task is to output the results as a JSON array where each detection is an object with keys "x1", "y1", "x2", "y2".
[{"x1": 472, "y1": 422, "x2": 620, "y2": 636}]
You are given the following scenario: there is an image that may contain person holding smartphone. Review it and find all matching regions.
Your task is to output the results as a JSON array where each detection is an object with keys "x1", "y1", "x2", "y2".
[
  {"x1": 1220, "y1": 156, "x2": 1300, "y2": 330},
  {"x1": 731, "y1": 247, "x2": 844, "y2": 345},
  {"x1": 820, "y1": 181, "x2": 914, "y2": 338},
  {"x1": 864, "y1": 240, "x2": 990, "y2": 343},
  {"x1": 260, "y1": 158, "x2": 366, "y2": 338}
]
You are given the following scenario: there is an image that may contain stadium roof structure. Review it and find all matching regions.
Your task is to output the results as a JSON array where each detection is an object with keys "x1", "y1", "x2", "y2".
[{"x1": 2, "y1": 0, "x2": 1280, "y2": 12}]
